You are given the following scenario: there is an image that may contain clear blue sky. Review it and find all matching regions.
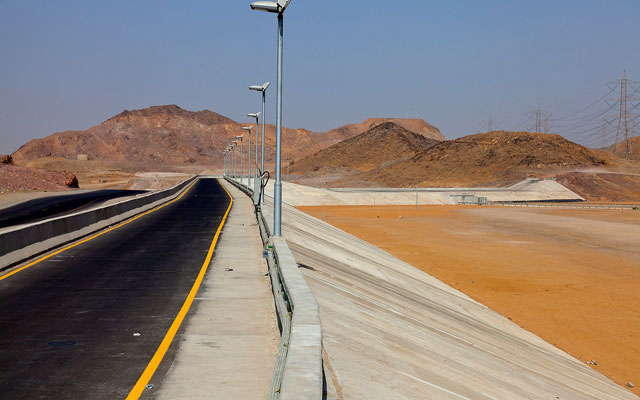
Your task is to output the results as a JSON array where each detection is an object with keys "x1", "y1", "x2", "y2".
[{"x1": 1, "y1": 0, "x2": 639, "y2": 154}]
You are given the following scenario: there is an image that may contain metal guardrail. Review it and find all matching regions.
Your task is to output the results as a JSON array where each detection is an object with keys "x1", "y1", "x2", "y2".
[
  {"x1": 487, "y1": 201, "x2": 640, "y2": 210},
  {"x1": 224, "y1": 176, "x2": 323, "y2": 400},
  {"x1": 1, "y1": 175, "x2": 198, "y2": 270}
]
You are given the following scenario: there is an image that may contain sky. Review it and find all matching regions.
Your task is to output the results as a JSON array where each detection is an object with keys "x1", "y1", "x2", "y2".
[{"x1": 1, "y1": 0, "x2": 639, "y2": 154}]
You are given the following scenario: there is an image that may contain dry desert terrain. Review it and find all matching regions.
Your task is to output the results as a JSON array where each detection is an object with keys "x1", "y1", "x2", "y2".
[{"x1": 298, "y1": 204, "x2": 640, "y2": 395}]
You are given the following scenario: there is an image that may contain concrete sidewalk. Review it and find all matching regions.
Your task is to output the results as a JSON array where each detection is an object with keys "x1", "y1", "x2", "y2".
[{"x1": 155, "y1": 179, "x2": 278, "y2": 399}]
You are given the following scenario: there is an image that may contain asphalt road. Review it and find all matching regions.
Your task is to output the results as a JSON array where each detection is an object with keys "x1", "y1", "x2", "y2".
[
  {"x1": 0, "y1": 189, "x2": 149, "y2": 229},
  {"x1": 0, "y1": 178, "x2": 231, "y2": 399}
]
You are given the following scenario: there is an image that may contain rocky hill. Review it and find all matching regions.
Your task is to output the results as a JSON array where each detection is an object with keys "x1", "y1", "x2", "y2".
[
  {"x1": 289, "y1": 122, "x2": 439, "y2": 185},
  {"x1": 323, "y1": 118, "x2": 444, "y2": 142},
  {"x1": 556, "y1": 172, "x2": 640, "y2": 202},
  {"x1": 12, "y1": 105, "x2": 242, "y2": 166},
  {"x1": 1, "y1": 154, "x2": 78, "y2": 192},
  {"x1": 300, "y1": 131, "x2": 612, "y2": 188},
  {"x1": 11, "y1": 105, "x2": 442, "y2": 170},
  {"x1": 611, "y1": 136, "x2": 640, "y2": 158}
]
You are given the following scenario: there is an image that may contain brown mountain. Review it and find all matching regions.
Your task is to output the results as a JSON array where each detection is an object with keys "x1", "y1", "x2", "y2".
[
  {"x1": 11, "y1": 105, "x2": 443, "y2": 170},
  {"x1": 323, "y1": 118, "x2": 444, "y2": 141},
  {"x1": 291, "y1": 122, "x2": 439, "y2": 176},
  {"x1": 324, "y1": 131, "x2": 611, "y2": 188},
  {"x1": 249, "y1": 118, "x2": 443, "y2": 167},
  {"x1": 12, "y1": 105, "x2": 242, "y2": 166}
]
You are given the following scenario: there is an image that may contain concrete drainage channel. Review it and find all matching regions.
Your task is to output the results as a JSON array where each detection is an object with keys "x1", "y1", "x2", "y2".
[
  {"x1": 0, "y1": 175, "x2": 198, "y2": 271},
  {"x1": 224, "y1": 177, "x2": 323, "y2": 400}
]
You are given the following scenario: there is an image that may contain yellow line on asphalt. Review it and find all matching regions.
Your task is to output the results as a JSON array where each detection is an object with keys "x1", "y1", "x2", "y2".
[
  {"x1": 126, "y1": 178, "x2": 233, "y2": 399},
  {"x1": 0, "y1": 179, "x2": 200, "y2": 282}
]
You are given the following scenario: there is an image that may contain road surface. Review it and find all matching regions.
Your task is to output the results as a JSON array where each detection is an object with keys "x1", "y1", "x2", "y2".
[{"x1": 0, "y1": 178, "x2": 231, "y2": 399}]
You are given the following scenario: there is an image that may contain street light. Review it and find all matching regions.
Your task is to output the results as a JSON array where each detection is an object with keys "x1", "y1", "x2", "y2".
[
  {"x1": 232, "y1": 141, "x2": 238, "y2": 179},
  {"x1": 242, "y1": 126, "x2": 253, "y2": 189},
  {"x1": 223, "y1": 151, "x2": 227, "y2": 177},
  {"x1": 247, "y1": 112, "x2": 261, "y2": 179},
  {"x1": 249, "y1": 82, "x2": 270, "y2": 178},
  {"x1": 236, "y1": 135, "x2": 244, "y2": 186},
  {"x1": 251, "y1": 0, "x2": 291, "y2": 236}
]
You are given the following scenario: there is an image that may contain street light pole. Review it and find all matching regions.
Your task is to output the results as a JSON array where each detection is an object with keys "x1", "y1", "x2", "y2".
[
  {"x1": 243, "y1": 127, "x2": 253, "y2": 189},
  {"x1": 232, "y1": 141, "x2": 238, "y2": 179},
  {"x1": 251, "y1": 0, "x2": 290, "y2": 236},
  {"x1": 236, "y1": 135, "x2": 244, "y2": 186},
  {"x1": 247, "y1": 113, "x2": 261, "y2": 181},
  {"x1": 273, "y1": 12, "x2": 284, "y2": 235},
  {"x1": 249, "y1": 83, "x2": 270, "y2": 205}
]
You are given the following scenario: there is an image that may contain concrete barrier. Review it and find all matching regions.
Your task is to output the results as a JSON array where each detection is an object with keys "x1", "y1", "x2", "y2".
[
  {"x1": 1, "y1": 176, "x2": 198, "y2": 270},
  {"x1": 225, "y1": 176, "x2": 323, "y2": 400}
]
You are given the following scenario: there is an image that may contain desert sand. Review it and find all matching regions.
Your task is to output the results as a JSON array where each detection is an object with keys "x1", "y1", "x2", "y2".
[{"x1": 298, "y1": 205, "x2": 640, "y2": 395}]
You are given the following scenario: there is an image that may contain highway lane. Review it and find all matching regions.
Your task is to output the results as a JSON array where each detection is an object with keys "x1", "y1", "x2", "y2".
[
  {"x1": 0, "y1": 178, "x2": 231, "y2": 399},
  {"x1": 0, "y1": 189, "x2": 148, "y2": 229}
]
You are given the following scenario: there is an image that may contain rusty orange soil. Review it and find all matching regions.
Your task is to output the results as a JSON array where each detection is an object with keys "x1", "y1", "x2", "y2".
[{"x1": 297, "y1": 205, "x2": 640, "y2": 394}]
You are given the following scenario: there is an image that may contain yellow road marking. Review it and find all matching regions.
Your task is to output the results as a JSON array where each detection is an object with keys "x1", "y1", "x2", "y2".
[
  {"x1": 0, "y1": 179, "x2": 200, "y2": 282},
  {"x1": 126, "y1": 179, "x2": 233, "y2": 399}
]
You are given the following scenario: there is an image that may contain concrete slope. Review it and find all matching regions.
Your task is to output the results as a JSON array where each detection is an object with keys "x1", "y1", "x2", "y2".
[
  {"x1": 275, "y1": 201, "x2": 637, "y2": 399},
  {"x1": 263, "y1": 179, "x2": 583, "y2": 206}
]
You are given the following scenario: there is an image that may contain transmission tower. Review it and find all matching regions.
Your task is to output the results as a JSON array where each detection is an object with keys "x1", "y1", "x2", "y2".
[
  {"x1": 607, "y1": 70, "x2": 640, "y2": 155},
  {"x1": 526, "y1": 104, "x2": 552, "y2": 133},
  {"x1": 478, "y1": 115, "x2": 500, "y2": 133}
]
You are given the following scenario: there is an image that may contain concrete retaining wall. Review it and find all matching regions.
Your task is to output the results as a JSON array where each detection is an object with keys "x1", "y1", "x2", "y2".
[{"x1": 1, "y1": 176, "x2": 197, "y2": 270}]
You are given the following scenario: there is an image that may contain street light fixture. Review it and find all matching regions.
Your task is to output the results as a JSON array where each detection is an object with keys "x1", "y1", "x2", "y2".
[
  {"x1": 242, "y1": 126, "x2": 253, "y2": 189},
  {"x1": 249, "y1": 82, "x2": 270, "y2": 179},
  {"x1": 250, "y1": 0, "x2": 290, "y2": 13},
  {"x1": 236, "y1": 135, "x2": 244, "y2": 185},
  {"x1": 250, "y1": 0, "x2": 291, "y2": 236}
]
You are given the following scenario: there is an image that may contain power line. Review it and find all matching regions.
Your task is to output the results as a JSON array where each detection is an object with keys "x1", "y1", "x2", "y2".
[{"x1": 553, "y1": 85, "x2": 618, "y2": 121}]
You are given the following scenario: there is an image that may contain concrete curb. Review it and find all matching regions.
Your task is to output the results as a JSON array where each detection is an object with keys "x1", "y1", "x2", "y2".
[
  {"x1": 225, "y1": 177, "x2": 323, "y2": 400},
  {"x1": 1, "y1": 176, "x2": 198, "y2": 270}
]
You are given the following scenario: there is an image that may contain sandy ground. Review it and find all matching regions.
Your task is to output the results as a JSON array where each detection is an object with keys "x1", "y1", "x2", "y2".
[{"x1": 298, "y1": 205, "x2": 640, "y2": 395}]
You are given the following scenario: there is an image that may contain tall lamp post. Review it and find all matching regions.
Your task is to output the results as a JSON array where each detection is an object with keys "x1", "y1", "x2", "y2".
[
  {"x1": 223, "y1": 151, "x2": 227, "y2": 177},
  {"x1": 232, "y1": 141, "x2": 238, "y2": 179},
  {"x1": 242, "y1": 126, "x2": 253, "y2": 189},
  {"x1": 249, "y1": 83, "x2": 270, "y2": 175},
  {"x1": 250, "y1": 0, "x2": 291, "y2": 236},
  {"x1": 247, "y1": 112, "x2": 261, "y2": 179},
  {"x1": 236, "y1": 135, "x2": 244, "y2": 185}
]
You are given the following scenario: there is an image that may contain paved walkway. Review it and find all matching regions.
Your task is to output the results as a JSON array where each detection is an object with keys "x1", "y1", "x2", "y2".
[{"x1": 155, "y1": 179, "x2": 278, "y2": 399}]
